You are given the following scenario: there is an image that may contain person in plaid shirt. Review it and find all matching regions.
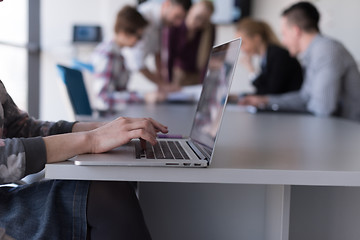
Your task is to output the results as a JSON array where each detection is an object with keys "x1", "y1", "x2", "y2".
[{"x1": 92, "y1": 6, "x2": 147, "y2": 113}]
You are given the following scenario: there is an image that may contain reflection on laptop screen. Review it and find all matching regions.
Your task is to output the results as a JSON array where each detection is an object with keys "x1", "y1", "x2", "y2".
[{"x1": 190, "y1": 39, "x2": 241, "y2": 152}]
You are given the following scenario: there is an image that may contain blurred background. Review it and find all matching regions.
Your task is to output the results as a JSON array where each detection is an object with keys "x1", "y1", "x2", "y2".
[{"x1": 0, "y1": 0, "x2": 359, "y2": 121}]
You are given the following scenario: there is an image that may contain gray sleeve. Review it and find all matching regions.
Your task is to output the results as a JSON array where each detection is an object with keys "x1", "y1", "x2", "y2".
[
  {"x1": 305, "y1": 45, "x2": 344, "y2": 117},
  {"x1": 0, "y1": 137, "x2": 46, "y2": 184},
  {"x1": 268, "y1": 41, "x2": 345, "y2": 116},
  {"x1": 267, "y1": 91, "x2": 308, "y2": 112}
]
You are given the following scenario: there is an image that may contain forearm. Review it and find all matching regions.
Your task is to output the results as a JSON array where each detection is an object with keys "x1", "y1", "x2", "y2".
[
  {"x1": 45, "y1": 117, "x2": 169, "y2": 164},
  {"x1": 172, "y1": 67, "x2": 186, "y2": 87},
  {"x1": 72, "y1": 122, "x2": 106, "y2": 133},
  {"x1": 140, "y1": 68, "x2": 161, "y2": 85},
  {"x1": 45, "y1": 121, "x2": 107, "y2": 163},
  {"x1": 268, "y1": 91, "x2": 308, "y2": 112},
  {"x1": 43, "y1": 132, "x2": 91, "y2": 163},
  {"x1": 155, "y1": 52, "x2": 162, "y2": 76}
]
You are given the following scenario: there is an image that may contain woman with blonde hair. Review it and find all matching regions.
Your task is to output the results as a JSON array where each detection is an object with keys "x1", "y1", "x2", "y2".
[{"x1": 236, "y1": 17, "x2": 303, "y2": 95}]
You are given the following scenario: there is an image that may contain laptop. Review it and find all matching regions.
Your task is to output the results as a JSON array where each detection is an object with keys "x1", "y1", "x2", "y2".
[{"x1": 73, "y1": 38, "x2": 242, "y2": 167}]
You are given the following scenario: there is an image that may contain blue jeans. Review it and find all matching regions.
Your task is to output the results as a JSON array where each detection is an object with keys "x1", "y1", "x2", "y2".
[{"x1": 0, "y1": 180, "x2": 89, "y2": 240}]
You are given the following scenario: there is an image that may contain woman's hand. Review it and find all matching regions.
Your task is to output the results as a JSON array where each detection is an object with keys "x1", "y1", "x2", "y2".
[
  {"x1": 88, "y1": 117, "x2": 168, "y2": 154},
  {"x1": 238, "y1": 95, "x2": 269, "y2": 108}
]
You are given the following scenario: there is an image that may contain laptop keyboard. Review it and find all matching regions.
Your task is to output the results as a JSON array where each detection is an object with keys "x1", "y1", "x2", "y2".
[{"x1": 135, "y1": 140, "x2": 189, "y2": 160}]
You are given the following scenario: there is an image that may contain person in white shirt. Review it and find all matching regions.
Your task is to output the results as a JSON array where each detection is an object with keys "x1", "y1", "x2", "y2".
[{"x1": 122, "y1": 0, "x2": 192, "y2": 88}]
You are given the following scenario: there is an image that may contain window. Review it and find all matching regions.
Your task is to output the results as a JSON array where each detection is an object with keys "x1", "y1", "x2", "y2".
[{"x1": 0, "y1": 1, "x2": 28, "y2": 110}]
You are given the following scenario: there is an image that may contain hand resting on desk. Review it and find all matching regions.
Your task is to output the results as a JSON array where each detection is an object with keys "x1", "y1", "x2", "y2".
[
  {"x1": 238, "y1": 95, "x2": 269, "y2": 108},
  {"x1": 44, "y1": 117, "x2": 168, "y2": 164}
]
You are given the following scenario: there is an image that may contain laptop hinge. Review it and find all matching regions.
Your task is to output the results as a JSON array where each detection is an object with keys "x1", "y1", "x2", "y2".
[
  {"x1": 193, "y1": 141, "x2": 211, "y2": 161},
  {"x1": 186, "y1": 141, "x2": 207, "y2": 160}
]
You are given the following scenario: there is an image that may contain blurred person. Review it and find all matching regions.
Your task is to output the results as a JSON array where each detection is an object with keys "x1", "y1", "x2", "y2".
[
  {"x1": 161, "y1": 0, "x2": 216, "y2": 91},
  {"x1": 145, "y1": 0, "x2": 215, "y2": 103},
  {"x1": 92, "y1": 6, "x2": 148, "y2": 113},
  {"x1": 239, "y1": 1, "x2": 360, "y2": 121},
  {"x1": 122, "y1": 0, "x2": 192, "y2": 87},
  {"x1": 235, "y1": 17, "x2": 303, "y2": 95}
]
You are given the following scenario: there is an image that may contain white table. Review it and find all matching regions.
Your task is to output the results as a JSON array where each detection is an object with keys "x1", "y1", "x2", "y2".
[{"x1": 45, "y1": 104, "x2": 360, "y2": 240}]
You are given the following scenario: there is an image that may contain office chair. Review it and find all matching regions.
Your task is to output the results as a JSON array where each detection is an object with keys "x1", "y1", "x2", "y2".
[
  {"x1": 71, "y1": 58, "x2": 95, "y2": 73},
  {"x1": 56, "y1": 64, "x2": 93, "y2": 117}
]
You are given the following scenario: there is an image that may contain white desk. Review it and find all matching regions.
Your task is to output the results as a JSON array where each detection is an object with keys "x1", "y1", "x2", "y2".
[{"x1": 45, "y1": 104, "x2": 360, "y2": 240}]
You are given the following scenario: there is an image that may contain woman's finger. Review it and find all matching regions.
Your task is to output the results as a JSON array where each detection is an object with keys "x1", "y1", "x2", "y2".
[
  {"x1": 128, "y1": 129, "x2": 157, "y2": 145},
  {"x1": 124, "y1": 119, "x2": 157, "y2": 137},
  {"x1": 124, "y1": 117, "x2": 168, "y2": 134},
  {"x1": 146, "y1": 118, "x2": 168, "y2": 133}
]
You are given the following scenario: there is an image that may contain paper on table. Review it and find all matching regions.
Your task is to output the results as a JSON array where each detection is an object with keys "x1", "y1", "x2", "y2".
[{"x1": 166, "y1": 84, "x2": 203, "y2": 102}]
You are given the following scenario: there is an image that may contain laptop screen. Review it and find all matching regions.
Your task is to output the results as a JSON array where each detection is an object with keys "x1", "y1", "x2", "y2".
[{"x1": 189, "y1": 38, "x2": 241, "y2": 154}]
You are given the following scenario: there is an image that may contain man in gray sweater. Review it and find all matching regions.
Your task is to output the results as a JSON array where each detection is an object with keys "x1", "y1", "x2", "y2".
[{"x1": 239, "y1": 1, "x2": 360, "y2": 122}]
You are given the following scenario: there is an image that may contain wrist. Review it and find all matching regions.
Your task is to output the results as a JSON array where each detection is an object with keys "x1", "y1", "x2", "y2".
[
  {"x1": 83, "y1": 131, "x2": 95, "y2": 154},
  {"x1": 86, "y1": 128, "x2": 105, "y2": 154},
  {"x1": 256, "y1": 96, "x2": 270, "y2": 109},
  {"x1": 263, "y1": 96, "x2": 269, "y2": 104},
  {"x1": 263, "y1": 96, "x2": 280, "y2": 111}
]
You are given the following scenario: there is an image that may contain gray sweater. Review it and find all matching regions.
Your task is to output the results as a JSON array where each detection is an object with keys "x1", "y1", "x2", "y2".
[
  {"x1": 0, "y1": 81, "x2": 75, "y2": 184},
  {"x1": 268, "y1": 34, "x2": 360, "y2": 122}
]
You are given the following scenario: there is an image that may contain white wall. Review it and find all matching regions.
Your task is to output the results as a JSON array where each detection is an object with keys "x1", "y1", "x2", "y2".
[
  {"x1": 40, "y1": 0, "x2": 360, "y2": 120},
  {"x1": 251, "y1": 0, "x2": 360, "y2": 62}
]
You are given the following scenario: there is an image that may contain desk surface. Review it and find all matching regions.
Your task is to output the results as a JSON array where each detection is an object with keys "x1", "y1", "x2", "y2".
[{"x1": 46, "y1": 104, "x2": 360, "y2": 186}]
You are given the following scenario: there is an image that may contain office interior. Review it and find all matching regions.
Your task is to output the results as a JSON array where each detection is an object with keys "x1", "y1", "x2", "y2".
[
  {"x1": 1, "y1": 0, "x2": 359, "y2": 120},
  {"x1": 1, "y1": 1, "x2": 360, "y2": 240}
]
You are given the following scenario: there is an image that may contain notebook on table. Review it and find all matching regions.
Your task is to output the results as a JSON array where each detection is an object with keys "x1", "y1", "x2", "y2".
[{"x1": 73, "y1": 38, "x2": 242, "y2": 167}]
